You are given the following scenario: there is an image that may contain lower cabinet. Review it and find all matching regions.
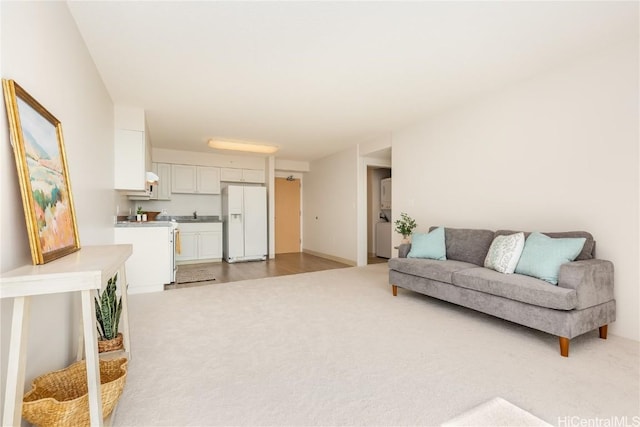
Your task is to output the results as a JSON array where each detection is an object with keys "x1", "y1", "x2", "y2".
[
  {"x1": 199, "y1": 231, "x2": 222, "y2": 259},
  {"x1": 178, "y1": 231, "x2": 199, "y2": 260},
  {"x1": 176, "y1": 222, "x2": 222, "y2": 263}
]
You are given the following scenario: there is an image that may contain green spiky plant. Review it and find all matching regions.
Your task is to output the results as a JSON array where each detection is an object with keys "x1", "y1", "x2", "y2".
[
  {"x1": 394, "y1": 212, "x2": 417, "y2": 238},
  {"x1": 95, "y1": 273, "x2": 122, "y2": 341}
]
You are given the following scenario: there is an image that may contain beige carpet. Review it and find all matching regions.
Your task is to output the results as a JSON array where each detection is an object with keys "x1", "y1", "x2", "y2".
[
  {"x1": 442, "y1": 397, "x2": 552, "y2": 426},
  {"x1": 118, "y1": 264, "x2": 639, "y2": 426}
]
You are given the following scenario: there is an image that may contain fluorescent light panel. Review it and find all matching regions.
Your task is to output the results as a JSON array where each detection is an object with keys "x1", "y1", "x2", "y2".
[{"x1": 208, "y1": 139, "x2": 278, "y2": 154}]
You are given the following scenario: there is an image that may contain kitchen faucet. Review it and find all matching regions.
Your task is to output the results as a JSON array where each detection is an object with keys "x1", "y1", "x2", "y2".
[{"x1": 193, "y1": 210, "x2": 197, "y2": 219}]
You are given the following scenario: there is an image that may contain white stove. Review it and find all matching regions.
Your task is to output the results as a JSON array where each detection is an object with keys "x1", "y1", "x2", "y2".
[{"x1": 169, "y1": 220, "x2": 179, "y2": 283}]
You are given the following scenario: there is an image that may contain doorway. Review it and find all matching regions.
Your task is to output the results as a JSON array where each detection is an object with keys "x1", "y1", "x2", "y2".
[
  {"x1": 367, "y1": 166, "x2": 392, "y2": 264},
  {"x1": 275, "y1": 177, "x2": 301, "y2": 253}
]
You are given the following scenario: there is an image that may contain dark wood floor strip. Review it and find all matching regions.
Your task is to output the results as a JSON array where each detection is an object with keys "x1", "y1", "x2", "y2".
[{"x1": 166, "y1": 252, "x2": 388, "y2": 290}]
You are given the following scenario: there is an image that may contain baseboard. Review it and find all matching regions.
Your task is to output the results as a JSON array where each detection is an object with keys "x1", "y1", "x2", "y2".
[{"x1": 302, "y1": 249, "x2": 357, "y2": 266}]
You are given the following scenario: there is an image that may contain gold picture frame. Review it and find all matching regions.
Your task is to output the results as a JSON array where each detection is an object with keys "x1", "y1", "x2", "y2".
[{"x1": 2, "y1": 79, "x2": 80, "y2": 264}]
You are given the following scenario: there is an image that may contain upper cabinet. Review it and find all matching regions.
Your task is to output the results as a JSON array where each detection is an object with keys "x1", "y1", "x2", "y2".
[
  {"x1": 171, "y1": 164, "x2": 197, "y2": 193},
  {"x1": 172, "y1": 165, "x2": 220, "y2": 194},
  {"x1": 197, "y1": 166, "x2": 221, "y2": 194},
  {"x1": 149, "y1": 163, "x2": 171, "y2": 200},
  {"x1": 220, "y1": 168, "x2": 265, "y2": 184},
  {"x1": 114, "y1": 129, "x2": 145, "y2": 190},
  {"x1": 114, "y1": 106, "x2": 148, "y2": 191}
]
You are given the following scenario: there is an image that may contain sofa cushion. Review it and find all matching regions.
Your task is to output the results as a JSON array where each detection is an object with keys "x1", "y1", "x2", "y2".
[
  {"x1": 389, "y1": 258, "x2": 477, "y2": 284},
  {"x1": 408, "y1": 227, "x2": 446, "y2": 260},
  {"x1": 484, "y1": 232, "x2": 525, "y2": 274},
  {"x1": 514, "y1": 232, "x2": 586, "y2": 285},
  {"x1": 495, "y1": 230, "x2": 594, "y2": 260},
  {"x1": 430, "y1": 227, "x2": 495, "y2": 266},
  {"x1": 452, "y1": 267, "x2": 578, "y2": 310}
]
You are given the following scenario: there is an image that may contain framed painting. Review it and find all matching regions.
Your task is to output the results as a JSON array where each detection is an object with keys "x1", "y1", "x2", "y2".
[{"x1": 2, "y1": 79, "x2": 80, "y2": 264}]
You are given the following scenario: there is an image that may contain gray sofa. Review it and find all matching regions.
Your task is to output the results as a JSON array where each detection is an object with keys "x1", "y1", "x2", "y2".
[{"x1": 388, "y1": 227, "x2": 616, "y2": 357}]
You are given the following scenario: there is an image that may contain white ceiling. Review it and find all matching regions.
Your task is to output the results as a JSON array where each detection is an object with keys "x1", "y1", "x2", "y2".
[{"x1": 67, "y1": 1, "x2": 636, "y2": 162}]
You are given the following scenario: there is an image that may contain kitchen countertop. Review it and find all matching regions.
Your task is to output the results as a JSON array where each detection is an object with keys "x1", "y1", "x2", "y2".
[
  {"x1": 172, "y1": 216, "x2": 221, "y2": 223},
  {"x1": 115, "y1": 221, "x2": 175, "y2": 228},
  {"x1": 115, "y1": 216, "x2": 222, "y2": 227}
]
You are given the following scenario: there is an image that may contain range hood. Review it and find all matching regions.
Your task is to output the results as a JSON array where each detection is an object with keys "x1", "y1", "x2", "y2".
[
  {"x1": 125, "y1": 172, "x2": 159, "y2": 200},
  {"x1": 125, "y1": 190, "x2": 151, "y2": 200}
]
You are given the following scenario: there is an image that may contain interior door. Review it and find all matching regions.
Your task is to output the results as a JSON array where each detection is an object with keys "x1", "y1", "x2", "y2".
[{"x1": 275, "y1": 177, "x2": 301, "y2": 253}]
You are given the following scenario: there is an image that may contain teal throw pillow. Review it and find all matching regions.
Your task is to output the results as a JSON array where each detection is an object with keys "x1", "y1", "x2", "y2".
[
  {"x1": 407, "y1": 227, "x2": 447, "y2": 260},
  {"x1": 514, "y1": 232, "x2": 586, "y2": 285}
]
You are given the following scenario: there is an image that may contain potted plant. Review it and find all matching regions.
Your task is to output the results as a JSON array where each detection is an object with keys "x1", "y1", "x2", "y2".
[
  {"x1": 136, "y1": 206, "x2": 143, "y2": 222},
  {"x1": 394, "y1": 212, "x2": 417, "y2": 244},
  {"x1": 95, "y1": 273, "x2": 124, "y2": 353}
]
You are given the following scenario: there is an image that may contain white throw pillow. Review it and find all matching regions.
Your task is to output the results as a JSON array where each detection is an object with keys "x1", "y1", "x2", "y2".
[{"x1": 484, "y1": 232, "x2": 525, "y2": 274}]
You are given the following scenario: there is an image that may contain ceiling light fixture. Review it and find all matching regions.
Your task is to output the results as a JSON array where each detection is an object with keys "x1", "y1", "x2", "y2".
[{"x1": 208, "y1": 139, "x2": 278, "y2": 154}]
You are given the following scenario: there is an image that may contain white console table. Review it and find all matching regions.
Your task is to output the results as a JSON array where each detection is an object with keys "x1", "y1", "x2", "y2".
[{"x1": 0, "y1": 244, "x2": 133, "y2": 427}]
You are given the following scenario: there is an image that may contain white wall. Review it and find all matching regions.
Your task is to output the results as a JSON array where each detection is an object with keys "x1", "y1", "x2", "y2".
[
  {"x1": 392, "y1": 41, "x2": 639, "y2": 341},
  {"x1": 0, "y1": 2, "x2": 115, "y2": 419},
  {"x1": 137, "y1": 194, "x2": 221, "y2": 217},
  {"x1": 303, "y1": 146, "x2": 359, "y2": 264},
  {"x1": 275, "y1": 158, "x2": 310, "y2": 172}
]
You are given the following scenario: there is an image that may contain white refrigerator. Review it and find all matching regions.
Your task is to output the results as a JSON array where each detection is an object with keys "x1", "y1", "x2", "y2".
[{"x1": 222, "y1": 185, "x2": 268, "y2": 263}]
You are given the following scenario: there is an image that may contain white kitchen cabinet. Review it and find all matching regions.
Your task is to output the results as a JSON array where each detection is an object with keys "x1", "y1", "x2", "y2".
[
  {"x1": 381, "y1": 178, "x2": 392, "y2": 209},
  {"x1": 114, "y1": 226, "x2": 172, "y2": 293},
  {"x1": 114, "y1": 129, "x2": 145, "y2": 190},
  {"x1": 220, "y1": 168, "x2": 243, "y2": 182},
  {"x1": 242, "y1": 169, "x2": 265, "y2": 183},
  {"x1": 150, "y1": 163, "x2": 171, "y2": 200},
  {"x1": 220, "y1": 168, "x2": 265, "y2": 184},
  {"x1": 177, "y1": 231, "x2": 198, "y2": 261},
  {"x1": 176, "y1": 223, "x2": 222, "y2": 263},
  {"x1": 172, "y1": 165, "x2": 220, "y2": 194},
  {"x1": 114, "y1": 106, "x2": 148, "y2": 192},
  {"x1": 197, "y1": 166, "x2": 221, "y2": 194},
  {"x1": 172, "y1": 164, "x2": 198, "y2": 193},
  {"x1": 199, "y1": 231, "x2": 222, "y2": 259}
]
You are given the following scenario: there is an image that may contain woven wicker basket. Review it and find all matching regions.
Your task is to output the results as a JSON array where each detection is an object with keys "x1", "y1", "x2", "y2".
[
  {"x1": 97, "y1": 333, "x2": 124, "y2": 353},
  {"x1": 22, "y1": 358, "x2": 128, "y2": 427}
]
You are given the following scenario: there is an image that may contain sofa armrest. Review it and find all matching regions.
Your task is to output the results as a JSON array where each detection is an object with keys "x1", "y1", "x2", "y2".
[
  {"x1": 398, "y1": 243, "x2": 411, "y2": 258},
  {"x1": 557, "y1": 259, "x2": 614, "y2": 309}
]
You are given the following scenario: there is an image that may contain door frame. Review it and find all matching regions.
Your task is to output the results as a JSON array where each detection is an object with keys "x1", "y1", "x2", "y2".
[{"x1": 358, "y1": 157, "x2": 391, "y2": 266}]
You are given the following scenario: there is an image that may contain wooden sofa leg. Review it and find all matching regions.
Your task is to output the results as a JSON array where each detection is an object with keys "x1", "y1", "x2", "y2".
[
  {"x1": 599, "y1": 325, "x2": 608, "y2": 339},
  {"x1": 559, "y1": 337, "x2": 570, "y2": 357},
  {"x1": 392, "y1": 285, "x2": 397, "y2": 296}
]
